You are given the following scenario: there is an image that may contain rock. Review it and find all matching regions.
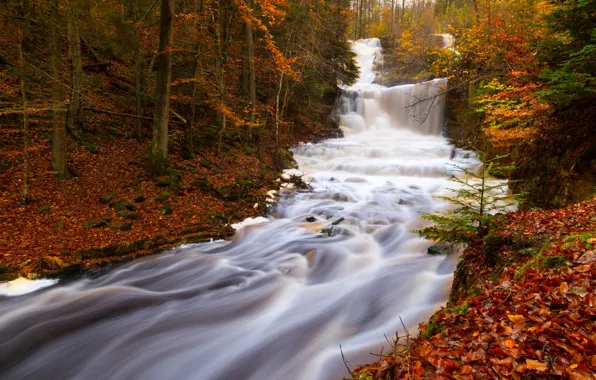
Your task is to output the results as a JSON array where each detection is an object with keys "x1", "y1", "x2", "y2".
[
  {"x1": 278, "y1": 148, "x2": 298, "y2": 170},
  {"x1": 118, "y1": 211, "x2": 139, "y2": 220},
  {"x1": 133, "y1": 194, "x2": 145, "y2": 203},
  {"x1": 109, "y1": 220, "x2": 133, "y2": 231},
  {"x1": 99, "y1": 192, "x2": 116, "y2": 204},
  {"x1": 428, "y1": 243, "x2": 450, "y2": 255},
  {"x1": 577, "y1": 250, "x2": 596, "y2": 264},
  {"x1": 398, "y1": 199, "x2": 408, "y2": 205},
  {"x1": 155, "y1": 191, "x2": 171, "y2": 202},
  {"x1": 162, "y1": 203, "x2": 173, "y2": 215},
  {"x1": 84, "y1": 219, "x2": 108, "y2": 229},
  {"x1": 306, "y1": 216, "x2": 316, "y2": 222},
  {"x1": 157, "y1": 179, "x2": 171, "y2": 187}
]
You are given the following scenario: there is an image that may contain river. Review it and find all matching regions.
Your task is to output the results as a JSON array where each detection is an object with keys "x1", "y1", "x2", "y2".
[{"x1": 0, "y1": 38, "x2": 476, "y2": 380}]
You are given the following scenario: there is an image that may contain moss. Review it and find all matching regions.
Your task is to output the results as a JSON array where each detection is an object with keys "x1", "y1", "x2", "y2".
[
  {"x1": 542, "y1": 255, "x2": 569, "y2": 268},
  {"x1": 157, "y1": 179, "x2": 171, "y2": 187},
  {"x1": 155, "y1": 191, "x2": 171, "y2": 202},
  {"x1": 420, "y1": 318, "x2": 442, "y2": 339},
  {"x1": 84, "y1": 219, "x2": 108, "y2": 229},
  {"x1": 37, "y1": 206, "x2": 51, "y2": 214},
  {"x1": 133, "y1": 194, "x2": 145, "y2": 203}
]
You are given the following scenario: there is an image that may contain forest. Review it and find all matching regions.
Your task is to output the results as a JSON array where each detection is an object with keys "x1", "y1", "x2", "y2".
[{"x1": 0, "y1": 0, "x2": 595, "y2": 379}]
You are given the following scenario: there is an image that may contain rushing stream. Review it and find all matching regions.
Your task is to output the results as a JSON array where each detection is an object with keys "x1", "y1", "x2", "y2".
[{"x1": 0, "y1": 38, "x2": 477, "y2": 380}]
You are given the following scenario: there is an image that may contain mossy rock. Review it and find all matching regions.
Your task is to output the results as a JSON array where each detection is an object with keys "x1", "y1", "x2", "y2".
[
  {"x1": 193, "y1": 177, "x2": 212, "y2": 192},
  {"x1": 200, "y1": 160, "x2": 212, "y2": 169},
  {"x1": 37, "y1": 206, "x2": 52, "y2": 214},
  {"x1": 118, "y1": 211, "x2": 139, "y2": 220},
  {"x1": 213, "y1": 185, "x2": 241, "y2": 201},
  {"x1": 133, "y1": 194, "x2": 145, "y2": 203},
  {"x1": 113, "y1": 199, "x2": 136, "y2": 212},
  {"x1": 162, "y1": 203, "x2": 173, "y2": 215},
  {"x1": 84, "y1": 142, "x2": 99, "y2": 154},
  {"x1": 84, "y1": 219, "x2": 108, "y2": 229},
  {"x1": 278, "y1": 148, "x2": 298, "y2": 170},
  {"x1": 53, "y1": 221, "x2": 65, "y2": 230},
  {"x1": 157, "y1": 179, "x2": 172, "y2": 187},
  {"x1": 109, "y1": 220, "x2": 133, "y2": 231},
  {"x1": 99, "y1": 192, "x2": 116, "y2": 204},
  {"x1": 155, "y1": 191, "x2": 171, "y2": 202}
]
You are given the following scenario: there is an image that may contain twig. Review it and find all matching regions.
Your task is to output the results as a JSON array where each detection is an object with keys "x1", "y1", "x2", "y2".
[{"x1": 340, "y1": 344, "x2": 355, "y2": 378}]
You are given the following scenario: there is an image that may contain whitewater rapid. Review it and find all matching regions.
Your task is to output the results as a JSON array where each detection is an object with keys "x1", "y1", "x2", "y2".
[{"x1": 0, "y1": 38, "x2": 477, "y2": 380}]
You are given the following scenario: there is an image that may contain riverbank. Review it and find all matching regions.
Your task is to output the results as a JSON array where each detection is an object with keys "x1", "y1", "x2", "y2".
[
  {"x1": 350, "y1": 197, "x2": 596, "y2": 378},
  {"x1": 0, "y1": 118, "x2": 340, "y2": 281}
]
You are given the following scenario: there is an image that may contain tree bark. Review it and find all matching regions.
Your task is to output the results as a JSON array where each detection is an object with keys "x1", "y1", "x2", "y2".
[
  {"x1": 50, "y1": 0, "x2": 70, "y2": 179},
  {"x1": 246, "y1": 0, "x2": 256, "y2": 134},
  {"x1": 18, "y1": 22, "x2": 30, "y2": 204},
  {"x1": 67, "y1": 0, "x2": 83, "y2": 139},
  {"x1": 216, "y1": 0, "x2": 227, "y2": 156},
  {"x1": 148, "y1": 0, "x2": 174, "y2": 175}
]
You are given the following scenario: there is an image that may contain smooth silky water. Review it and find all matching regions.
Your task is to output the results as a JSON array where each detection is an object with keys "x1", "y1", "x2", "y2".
[{"x1": 0, "y1": 38, "x2": 478, "y2": 380}]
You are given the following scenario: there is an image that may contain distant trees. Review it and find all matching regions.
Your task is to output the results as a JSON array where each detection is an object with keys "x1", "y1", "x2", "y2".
[{"x1": 0, "y1": 0, "x2": 358, "y2": 200}]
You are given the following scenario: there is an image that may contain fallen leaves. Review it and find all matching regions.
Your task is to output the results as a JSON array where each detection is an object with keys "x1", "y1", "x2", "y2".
[{"x1": 352, "y1": 196, "x2": 596, "y2": 379}]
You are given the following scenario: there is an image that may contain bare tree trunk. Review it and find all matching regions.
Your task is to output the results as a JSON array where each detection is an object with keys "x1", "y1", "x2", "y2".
[
  {"x1": 274, "y1": 73, "x2": 283, "y2": 167},
  {"x1": 148, "y1": 0, "x2": 174, "y2": 175},
  {"x1": 67, "y1": 0, "x2": 83, "y2": 139},
  {"x1": 18, "y1": 24, "x2": 30, "y2": 204},
  {"x1": 246, "y1": 0, "x2": 256, "y2": 136},
  {"x1": 50, "y1": 0, "x2": 69, "y2": 179},
  {"x1": 216, "y1": 0, "x2": 227, "y2": 156},
  {"x1": 390, "y1": 0, "x2": 395, "y2": 36}
]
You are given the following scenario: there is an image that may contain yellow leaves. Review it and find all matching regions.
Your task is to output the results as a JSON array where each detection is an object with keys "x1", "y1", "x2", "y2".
[
  {"x1": 560, "y1": 281, "x2": 569, "y2": 293},
  {"x1": 507, "y1": 314, "x2": 526, "y2": 332},
  {"x1": 525, "y1": 359, "x2": 548, "y2": 372},
  {"x1": 505, "y1": 339, "x2": 516, "y2": 348}
]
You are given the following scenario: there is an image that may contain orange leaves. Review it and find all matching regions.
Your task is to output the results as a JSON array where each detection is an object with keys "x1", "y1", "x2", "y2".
[{"x1": 526, "y1": 359, "x2": 548, "y2": 372}]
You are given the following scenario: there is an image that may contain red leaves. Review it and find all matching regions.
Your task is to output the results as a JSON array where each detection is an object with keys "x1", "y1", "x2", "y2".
[{"x1": 354, "y1": 197, "x2": 596, "y2": 379}]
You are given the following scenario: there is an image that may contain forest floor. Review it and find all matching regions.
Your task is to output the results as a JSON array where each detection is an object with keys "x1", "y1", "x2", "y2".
[
  {"x1": 0, "y1": 118, "x2": 338, "y2": 281},
  {"x1": 351, "y1": 199, "x2": 596, "y2": 379}
]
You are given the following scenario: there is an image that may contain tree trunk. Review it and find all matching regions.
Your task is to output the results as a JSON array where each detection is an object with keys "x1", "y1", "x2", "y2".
[
  {"x1": 246, "y1": 0, "x2": 256, "y2": 134},
  {"x1": 50, "y1": 0, "x2": 70, "y2": 179},
  {"x1": 18, "y1": 23, "x2": 30, "y2": 204},
  {"x1": 216, "y1": 0, "x2": 227, "y2": 156},
  {"x1": 274, "y1": 74, "x2": 283, "y2": 167},
  {"x1": 67, "y1": 0, "x2": 83, "y2": 139},
  {"x1": 131, "y1": 0, "x2": 144, "y2": 142},
  {"x1": 148, "y1": 0, "x2": 174, "y2": 175}
]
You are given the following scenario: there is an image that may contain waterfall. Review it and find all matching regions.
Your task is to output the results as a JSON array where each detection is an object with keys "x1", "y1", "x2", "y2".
[{"x1": 0, "y1": 39, "x2": 477, "y2": 380}]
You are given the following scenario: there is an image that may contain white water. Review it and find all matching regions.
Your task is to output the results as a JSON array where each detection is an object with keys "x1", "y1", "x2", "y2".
[{"x1": 0, "y1": 39, "x2": 476, "y2": 380}]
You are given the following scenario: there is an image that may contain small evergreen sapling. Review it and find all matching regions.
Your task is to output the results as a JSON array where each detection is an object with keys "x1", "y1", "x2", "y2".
[{"x1": 417, "y1": 153, "x2": 517, "y2": 243}]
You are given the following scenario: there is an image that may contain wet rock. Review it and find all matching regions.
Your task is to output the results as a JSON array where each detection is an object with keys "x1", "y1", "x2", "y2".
[
  {"x1": 306, "y1": 216, "x2": 316, "y2": 222},
  {"x1": 428, "y1": 243, "x2": 450, "y2": 255},
  {"x1": 278, "y1": 148, "x2": 298, "y2": 170},
  {"x1": 398, "y1": 199, "x2": 408, "y2": 205}
]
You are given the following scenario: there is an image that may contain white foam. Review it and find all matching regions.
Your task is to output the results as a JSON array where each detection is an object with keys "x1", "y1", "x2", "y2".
[{"x1": 0, "y1": 277, "x2": 58, "y2": 297}]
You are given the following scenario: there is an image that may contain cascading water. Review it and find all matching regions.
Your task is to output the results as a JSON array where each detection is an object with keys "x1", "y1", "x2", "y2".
[{"x1": 0, "y1": 38, "x2": 477, "y2": 380}]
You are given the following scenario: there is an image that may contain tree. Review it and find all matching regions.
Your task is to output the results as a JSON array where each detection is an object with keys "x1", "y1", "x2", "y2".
[
  {"x1": 50, "y1": 0, "x2": 70, "y2": 179},
  {"x1": 417, "y1": 153, "x2": 516, "y2": 243},
  {"x1": 67, "y1": 0, "x2": 83, "y2": 139},
  {"x1": 148, "y1": 0, "x2": 175, "y2": 175}
]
